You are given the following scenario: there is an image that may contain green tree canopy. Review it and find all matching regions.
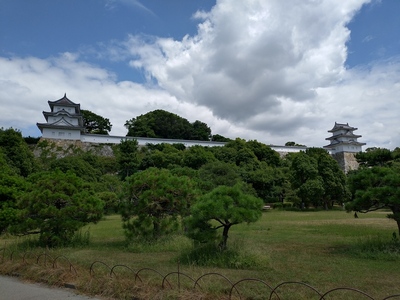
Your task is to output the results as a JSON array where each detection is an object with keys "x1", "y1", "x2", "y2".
[
  {"x1": 288, "y1": 149, "x2": 348, "y2": 209},
  {"x1": 211, "y1": 134, "x2": 231, "y2": 142},
  {"x1": 285, "y1": 141, "x2": 306, "y2": 147},
  {"x1": 10, "y1": 170, "x2": 104, "y2": 247},
  {"x1": 197, "y1": 161, "x2": 241, "y2": 192},
  {"x1": 0, "y1": 154, "x2": 27, "y2": 233},
  {"x1": 246, "y1": 140, "x2": 281, "y2": 167},
  {"x1": 181, "y1": 145, "x2": 216, "y2": 169},
  {"x1": 125, "y1": 110, "x2": 211, "y2": 141},
  {"x1": 245, "y1": 163, "x2": 286, "y2": 202},
  {"x1": 191, "y1": 120, "x2": 212, "y2": 141},
  {"x1": 115, "y1": 139, "x2": 140, "y2": 180},
  {"x1": 355, "y1": 147, "x2": 393, "y2": 167},
  {"x1": 185, "y1": 184, "x2": 263, "y2": 250},
  {"x1": 211, "y1": 146, "x2": 237, "y2": 164},
  {"x1": 121, "y1": 168, "x2": 198, "y2": 240},
  {"x1": 50, "y1": 154, "x2": 102, "y2": 182},
  {"x1": 81, "y1": 109, "x2": 112, "y2": 135},
  {"x1": 139, "y1": 144, "x2": 182, "y2": 170},
  {"x1": 0, "y1": 128, "x2": 37, "y2": 176},
  {"x1": 347, "y1": 163, "x2": 400, "y2": 235}
]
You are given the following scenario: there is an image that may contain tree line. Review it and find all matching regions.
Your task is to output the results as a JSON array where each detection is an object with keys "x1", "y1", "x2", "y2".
[
  {"x1": 83, "y1": 108, "x2": 231, "y2": 141},
  {"x1": 1, "y1": 125, "x2": 399, "y2": 250}
]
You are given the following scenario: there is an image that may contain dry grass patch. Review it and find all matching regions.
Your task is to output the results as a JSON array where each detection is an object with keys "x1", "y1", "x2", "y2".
[{"x1": 1, "y1": 211, "x2": 400, "y2": 299}]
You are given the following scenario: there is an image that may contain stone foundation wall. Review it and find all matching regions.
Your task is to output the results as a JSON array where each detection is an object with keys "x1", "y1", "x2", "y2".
[
  {"x1": 332, "y1": 152, "x2": 360, "y2": 173},
  {"x1": 34, "y1": 138, "x2": 360, "y2": 173},
  {"x1": 33, "y1": 138, "x2": 115, "y2": 159}
]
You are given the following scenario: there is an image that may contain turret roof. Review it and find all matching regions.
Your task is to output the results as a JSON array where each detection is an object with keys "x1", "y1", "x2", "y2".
[
  {"x1": 328, "y1": 122, "x2": 358, "y2": 132},
  {"x1": 48, "y1": 93, "x2": 81, "y2": 112},
  {"x1": 37, "y1": 117, "x2": 85, "y2": 133},
  {"x1": 323, "y1": 140, "x2": 366, "y2": 149},
  {"x1": 325, "y1": 132, "x2": 362, "y2": 140}
]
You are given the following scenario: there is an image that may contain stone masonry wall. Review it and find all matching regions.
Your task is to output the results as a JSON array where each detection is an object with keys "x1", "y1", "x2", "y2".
[
  {"x1": 332, "y1": 152, "x2": 360, "y2": 174},
  {"x1": 33, "y1": 138, "x2": 115, "y2": 159},
  {"x1": 34, "y1": 138, "x2": 359, "y2": 173}
]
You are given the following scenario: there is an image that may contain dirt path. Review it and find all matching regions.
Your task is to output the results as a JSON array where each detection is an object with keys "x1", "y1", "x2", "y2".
[{"x1": 0, "y1": 275, "x2": 102, "y2": 300}]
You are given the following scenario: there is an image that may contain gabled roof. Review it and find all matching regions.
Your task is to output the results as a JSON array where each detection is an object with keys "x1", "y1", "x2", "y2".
[
  {"x1": 42, "y1": 110, "x2": 83, "y2": 126},
  {"x1": 49, "y1": 117, "x2": 76, "y2": 127},
  {"x1": 48, "y1": 94, "x2": 81, "y2": 113},
  {"x1": 325, "y1": 132, "x2": 362, "y2": 140},
  {"x1": 323, "y1": 140, "x2": 366, "y2": 149},
  {"x1": 43, "y1": 109, "x2": 77, "y2": 119},
  {"x1": 328, "y1": 122, "x2": 357, "y2": 132},
  {"x1": 36, "y1": 123, "x2": 85, "y2": 133},
  {"x1": 37, "y1": 116, "x2": 85, "y2": 133}
]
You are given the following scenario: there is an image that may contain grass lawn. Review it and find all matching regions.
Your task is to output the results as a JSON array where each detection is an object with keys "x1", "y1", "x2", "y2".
[{"x1": 1, "y1": 209, "x2": 399, "y2": 299}]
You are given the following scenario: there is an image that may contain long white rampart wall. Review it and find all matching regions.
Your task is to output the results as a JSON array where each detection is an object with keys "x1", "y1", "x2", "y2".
[
  {"x1": 78, "y1": 133, "x2": 317, "y2": 154},
  {"x1": 80, "y1": 134, "x2": 226, "y2": 148}
]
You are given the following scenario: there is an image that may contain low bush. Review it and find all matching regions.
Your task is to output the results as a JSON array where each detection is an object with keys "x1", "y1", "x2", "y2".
[
  {"x1": 272, "y1": 202, "x2": 293, "y2": 209},
  {"x1": 177, "y1": 241, "x2": 269, "y2": 270},
  {"x1": 341, "y1": 234, "x2": 400, "y2": 261}
]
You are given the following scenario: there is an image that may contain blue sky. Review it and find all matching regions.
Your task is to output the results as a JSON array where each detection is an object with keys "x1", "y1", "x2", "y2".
[{"x1": 1, "y1": 0, "x2": 399, "y2": 149}]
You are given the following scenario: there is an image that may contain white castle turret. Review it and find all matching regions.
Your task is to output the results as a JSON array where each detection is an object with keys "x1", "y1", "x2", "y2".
[
  {"x1": 37, "y1": 94, "x2": 85, "y2": 140},
  {"x1": 324, "y1": 122, "x2": 366, "y2": 173},
  {"x1": 35, "y1": 96, "x2": 366, "y2": 172},
  {"x1": 323, "y1": 122, "x2": 366, "y2": 154}
]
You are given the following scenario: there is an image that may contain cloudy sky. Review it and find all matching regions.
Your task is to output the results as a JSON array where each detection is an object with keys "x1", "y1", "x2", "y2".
[{"x1": 1, "y1": 0, "x2": 399, "y2": 149}]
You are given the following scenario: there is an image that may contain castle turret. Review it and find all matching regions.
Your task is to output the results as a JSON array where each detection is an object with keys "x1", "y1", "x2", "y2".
[
  {"x1": 324, "y1": 122, "x2": 366, "y2": 172},
  {"x1": 37, "y1": 94, "x2": 85, "y2": 140}
]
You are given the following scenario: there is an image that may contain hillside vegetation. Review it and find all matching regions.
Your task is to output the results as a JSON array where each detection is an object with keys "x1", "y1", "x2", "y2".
[{"x1": 1, "y1": 127, "x2": 400, "y2": 299}]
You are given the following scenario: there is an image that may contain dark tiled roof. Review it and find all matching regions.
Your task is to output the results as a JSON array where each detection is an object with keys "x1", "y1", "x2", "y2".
[
  {"x1": 328, "y1": 122, "x2": 357, "y2": 132},
  {"x1": 48, "y1": 94, "x2": 81, "y2": 112},
  {"x1": 325, "y1": 132, "x2": 362, "y2": 140}
]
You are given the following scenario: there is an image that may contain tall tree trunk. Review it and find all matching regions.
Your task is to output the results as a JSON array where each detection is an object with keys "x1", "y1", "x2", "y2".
[
  {"x1": 391, "y1": 206, "x2": 400, "y2": 236},
  {"x1": 153, "y1": 219, "x2": 161, "y2": 238},
  {"x1": 220, "y1": 223, "x2": 231, "y2": 251}
]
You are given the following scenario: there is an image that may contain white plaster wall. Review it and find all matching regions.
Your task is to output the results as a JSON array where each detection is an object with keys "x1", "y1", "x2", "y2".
[
  {"x1": 268, "y1": 146, "x2": 308, "y2": 153},
  {"x1": 332, "y1": 144, "x2": 362, "y2": 153},
  {"x1": 79, "y1": 134, "x2": 310, "y2": 153},
  {"x1": 53, "y1": 105, "x2": 76, "y2": 114},
  {"x1": 80, "y1": 134, "x2": 227, "y2": 147},
  {"x1": 49, "y1": 116, "x2": 78, "y2": 125},
  {"x1": 42, "y1": 128, "x2": 81, "y2": 140}
]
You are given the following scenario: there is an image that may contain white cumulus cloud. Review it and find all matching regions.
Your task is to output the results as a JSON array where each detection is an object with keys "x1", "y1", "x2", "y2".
[{"x1": 2, "y1": 0, "x2": 399, "y2": 149}]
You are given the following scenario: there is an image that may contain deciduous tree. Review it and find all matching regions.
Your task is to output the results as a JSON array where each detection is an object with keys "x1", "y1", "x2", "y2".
[
  {"x1": 355, "y1": 147, "x2": 392, "y2": 167},
  {"x1": 246, "y1": 140, "x2": 281, "y2": 167},
  {"x1": 0, "y1": 128, "x2": 37, "y2": 176},
  {"x1": 211, "y1": 134, "x2": 231, "y2": 142},
  {"x1": 0, "y1": 152, "x2": 27, "y2": 233},
  {"x1": 139, "y1": 144, "x2": 182, "y2": 170},
  {"x1": 246, "y1": 163, "x2": 286, "y2": 202},
  {"x1": 289, "y1": 149, "x2": 349, "y2": 209},
  {"x1": 125, "y1": 110, "x2": 212, "y2": 141},
  {"x1": 125, "y1": 110, "x2": 192, "y2": 139},
  {"x1": 81, "y1": 109, "x2": 112, "y2": 135},
  {"x1": 190, "y1": 120, "x2": 211, "y2": 141},
  {"x1": 182, "y1": 145, "x2": 216, "y2": 169}
]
